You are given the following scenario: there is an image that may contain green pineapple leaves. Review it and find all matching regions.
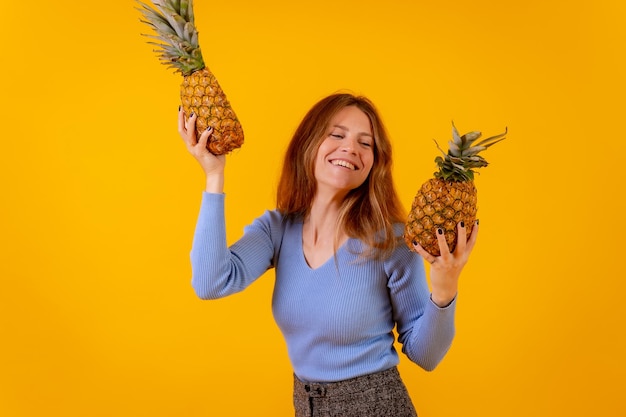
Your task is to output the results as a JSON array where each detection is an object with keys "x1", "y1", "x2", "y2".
[
  {"x1": 434, "y1": 122, "x2": 507, "y2": 182},
  {"x1": 136, "y1": 0, "x2": 205, "y2": 76}
]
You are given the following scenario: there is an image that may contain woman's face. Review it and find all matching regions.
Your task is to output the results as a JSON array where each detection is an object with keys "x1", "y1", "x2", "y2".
[{"x1": 313, "y1": 105, "x2": 375, "y2": 196}]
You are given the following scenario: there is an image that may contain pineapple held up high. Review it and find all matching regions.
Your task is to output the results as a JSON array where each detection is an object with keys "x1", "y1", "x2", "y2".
[
  {"x1": 404, "y1": 123, "x2": 507, "y2": 256},
  {"x1": 137, "y1": 0, "x2": 244, "y2": 155}
]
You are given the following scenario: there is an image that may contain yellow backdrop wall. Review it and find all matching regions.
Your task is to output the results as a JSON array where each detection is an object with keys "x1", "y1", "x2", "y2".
[{"x1": 1, "y1": 0, "x2": 625, "y2": 416}]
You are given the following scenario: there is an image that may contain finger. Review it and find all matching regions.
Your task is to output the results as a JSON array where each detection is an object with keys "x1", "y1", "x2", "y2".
[
  {"x1": 187, "y1": 112, "x2": 198, "y2": 143},
  {"x1": 411, "y1": 240, "x2": 437, "y2": 265},
  {"x1": 465, "y1": 219, "x2": 480, "y2": 254},
  {"x1": 435, "y1": 227, "x2": 451, "y2": 259},
  {"x1": 454, "y1": 220, "x2": 468, "y2": 255},
  {"x1": 177, "y1": 105, "x2": 186, "y2": 134},
  {"x1": 196, "y1": 126, "x2": 214, "y2": 151}
]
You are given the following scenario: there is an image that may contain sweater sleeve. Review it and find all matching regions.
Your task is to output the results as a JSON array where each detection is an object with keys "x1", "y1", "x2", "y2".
[
  {"x1": 190, "y1": 192, "x2": 281, "y2": 300},
  {"x1": 385, "y1": 243, "x2": 457, "y2": 371}
]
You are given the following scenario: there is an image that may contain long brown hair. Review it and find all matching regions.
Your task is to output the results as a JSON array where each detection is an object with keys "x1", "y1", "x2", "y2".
[{"x1": 276, "y1": 93, "x2": 406, "y2": 260}]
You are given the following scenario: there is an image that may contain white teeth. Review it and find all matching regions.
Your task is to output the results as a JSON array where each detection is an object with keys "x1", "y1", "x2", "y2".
[{"x1": 331, "y1": 159, "x2": 356, "y2": 170}]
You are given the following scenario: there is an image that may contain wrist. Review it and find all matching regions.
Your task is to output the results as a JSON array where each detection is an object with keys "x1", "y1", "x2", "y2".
[
  {"x1": 431, "y1": 292, "x2": 456, "y2": 308},
  {"x1": 205, "y1": 173, "x2": 224, "y2": 193}
]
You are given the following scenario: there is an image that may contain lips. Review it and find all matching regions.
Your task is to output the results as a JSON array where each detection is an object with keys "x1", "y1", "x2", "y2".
[{"x1": 330, "y1": 159, "x2": 357, "y2": 170}]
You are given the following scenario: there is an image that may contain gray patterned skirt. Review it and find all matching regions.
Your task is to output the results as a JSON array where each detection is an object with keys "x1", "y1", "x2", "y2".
[{"x1": 293, "y1": 367, "x2": 418, "y2": 417}]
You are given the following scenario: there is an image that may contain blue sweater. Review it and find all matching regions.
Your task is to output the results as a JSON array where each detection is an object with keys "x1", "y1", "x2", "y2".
[{"x1": 191, "y1": 192, "x2": 456, "y2": 383}]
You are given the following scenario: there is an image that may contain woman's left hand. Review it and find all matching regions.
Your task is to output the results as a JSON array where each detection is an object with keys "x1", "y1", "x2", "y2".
[{"x1": 412, "y1": 220, "x2": 479, "y2": 307}]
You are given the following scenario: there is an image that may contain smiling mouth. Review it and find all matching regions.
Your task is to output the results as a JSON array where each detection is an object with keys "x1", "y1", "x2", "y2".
[{"x1": 330, "y1": 159, "x2": 356, "y2": 170}]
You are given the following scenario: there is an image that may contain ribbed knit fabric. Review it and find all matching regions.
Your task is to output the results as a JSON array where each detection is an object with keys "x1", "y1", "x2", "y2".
[{"x1": 191, "y1": 192, "x2": 456, "y2": 383}]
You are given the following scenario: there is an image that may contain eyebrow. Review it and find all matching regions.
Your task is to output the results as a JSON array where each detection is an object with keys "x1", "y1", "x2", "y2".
[{"x1": 332, "y1": 124, "x2": 373, "y2": 138}]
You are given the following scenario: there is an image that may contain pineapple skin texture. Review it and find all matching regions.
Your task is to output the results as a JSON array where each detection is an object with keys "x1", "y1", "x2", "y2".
[
  {"x1": 404, "y1": 178, "x2": 477, "y2": 256},
  {"x1": 180, "y1": 68, "x2": 244, "y2": 155}
]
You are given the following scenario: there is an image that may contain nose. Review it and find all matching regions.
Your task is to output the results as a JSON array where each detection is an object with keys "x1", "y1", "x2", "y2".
[{"x1": 340, "y1": 137, "x2": 358, "y2": 154}]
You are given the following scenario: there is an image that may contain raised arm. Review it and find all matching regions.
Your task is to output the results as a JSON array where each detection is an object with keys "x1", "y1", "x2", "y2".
[{"x1": 178, "y1": 108, "x2": 280, "y2": 300}]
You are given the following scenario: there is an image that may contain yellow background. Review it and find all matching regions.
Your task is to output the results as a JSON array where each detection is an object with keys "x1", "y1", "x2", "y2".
[{"x1": 1, "y1": 0, "x2": 624, "y2": 416}]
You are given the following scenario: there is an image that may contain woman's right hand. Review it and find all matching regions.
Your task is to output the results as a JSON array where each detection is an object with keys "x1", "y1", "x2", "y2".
[{"x1": 178, "y1": 107, "x2": 225, "y2": 193}]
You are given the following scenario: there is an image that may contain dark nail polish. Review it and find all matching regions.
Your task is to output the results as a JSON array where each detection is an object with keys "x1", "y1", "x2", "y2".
[
  {"x1": 476, "y1": 219, "x2": 480, "y2": 225},
  {"x1": 437, "y1": 228, "x2": 443, "y2": 235},
  {"x1": 460, "y1": 221, "x2": 465, "y2": 228},
  {"x1": 412, "y1": 240, "x2": 418, "y2": 246},
  {"x1": 207, "y1": 126, "x2": 213, "y2": 131},
  {"x1": 190, "y1": 112, "x2": 195, "y2": 117},
  {"x1": 178, "y1": 105, "x2": 181, "y2": 111}
]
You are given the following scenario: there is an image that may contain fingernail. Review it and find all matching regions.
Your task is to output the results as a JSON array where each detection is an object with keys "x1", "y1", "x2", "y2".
[
  {"x1": 460, "y1": 221, "x2": 465, "y2": 228},
  {"x1": 178, "y1": 105, "x2": 181, "y2": 111},
  {"x1": 476, "y1": 219, "x2": 480, "y2": 225},
  {"x1": 437, "y1": 228, "x2": 443, "y2": 235},
  {"x1": 412, "y1": 240, "x2": 418, "y2": 246},
  {"x1": 207, "y1": 126, "x2": 213, "y2": 131},
  {"x1": 190, "y1": 112, "x2": 195, "y2": 117}
]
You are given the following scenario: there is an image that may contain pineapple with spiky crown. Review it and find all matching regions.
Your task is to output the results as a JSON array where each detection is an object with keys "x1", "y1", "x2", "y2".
[
  {"x1": 404, "y1": 122, "x2": 507, "y2": 256},
  {"x1": 137, "y1": 0, "x2": 244, "y2": 155}
]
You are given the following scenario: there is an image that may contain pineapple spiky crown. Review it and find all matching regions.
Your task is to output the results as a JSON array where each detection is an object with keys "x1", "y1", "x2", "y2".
[
  {"x1": 434, "y1": 122, "x2": 507, "y2": 182},
  {"x1": 137, "y1": 0, "x2": 205, "y2": 76}
]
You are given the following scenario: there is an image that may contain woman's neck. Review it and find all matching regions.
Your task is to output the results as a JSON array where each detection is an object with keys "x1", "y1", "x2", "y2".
[
  {"x1": 302, "y1": 199, "x2": 347, "y2": 269},
  {"x1": 306, "y1": 200, "x2": 340, "y2": 238}
]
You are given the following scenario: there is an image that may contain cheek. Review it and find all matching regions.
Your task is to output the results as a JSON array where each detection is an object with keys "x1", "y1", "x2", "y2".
[
  {"x1": 359, "y1": 164, "x2": 374, "y2": 184},
  {"x1": 363, "y1": 155, "x2": 375, "y2": 175},
  {"x1": 313, "y1": 155, "x2": 327, "y2": 179}
]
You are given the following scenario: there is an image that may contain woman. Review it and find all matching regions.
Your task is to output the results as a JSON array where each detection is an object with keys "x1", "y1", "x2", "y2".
[{"x1": 178, "y1": 93, "x2": 478, "y2": 416}]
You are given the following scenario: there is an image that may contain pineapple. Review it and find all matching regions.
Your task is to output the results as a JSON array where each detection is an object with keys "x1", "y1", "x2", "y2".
[
  {"x1": 404, "y1": 122, "x2": 507, "y2": 256},
  {"x1": 137, "y1": 0, "x2": 244, "y2": 155}
]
